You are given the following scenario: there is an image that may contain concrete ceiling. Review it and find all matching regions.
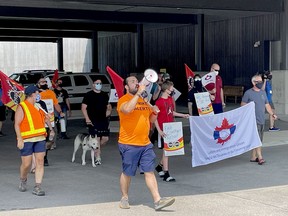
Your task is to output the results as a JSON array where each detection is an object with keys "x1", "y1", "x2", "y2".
[{"x1": 0, "y1": 0, "x2": 283, "y2": 41}]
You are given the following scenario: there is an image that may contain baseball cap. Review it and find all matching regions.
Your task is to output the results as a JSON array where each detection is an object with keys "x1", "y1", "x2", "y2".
[{"x1": 24, "y1": 85, "x2": 39, "y2": 95}]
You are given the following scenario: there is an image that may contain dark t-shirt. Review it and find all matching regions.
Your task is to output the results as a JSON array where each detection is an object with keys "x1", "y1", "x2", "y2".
[
  {"x1": 54, "y1": 88, "x2": 69, "y2": 109},
  {"x1": 82, "y1": 90, "x2": 109, "y2": 122}
]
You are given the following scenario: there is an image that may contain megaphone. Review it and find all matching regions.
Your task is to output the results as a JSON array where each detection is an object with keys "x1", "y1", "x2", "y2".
[{"x1": 139, "y1": 69, "x2": 158, "y2": 86}]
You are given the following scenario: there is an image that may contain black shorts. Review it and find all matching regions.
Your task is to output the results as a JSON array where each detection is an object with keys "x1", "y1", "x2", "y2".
[
  {"x1": 88, "y1": 119, "x2": 110, "y2": 137},
  {"x1": 0, "y1": 106, "x2": 6, "y2": 121}
]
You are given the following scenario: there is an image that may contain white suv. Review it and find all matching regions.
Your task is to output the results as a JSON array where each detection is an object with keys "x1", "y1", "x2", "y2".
[{"x1": 47, "y1": 72, "x2": 112, "y2": 105}]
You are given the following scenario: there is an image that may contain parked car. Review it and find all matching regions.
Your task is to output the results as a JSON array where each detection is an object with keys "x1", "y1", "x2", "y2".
[
  {"x1": 46, "y1": 72, "x2": 112, "y2": 105},
  {"x1": 10, "y1": 70, "x2": 112, "y2": 105},
  {"x1": 9, "y1": 69, "x2": 57, "y2": 87}
]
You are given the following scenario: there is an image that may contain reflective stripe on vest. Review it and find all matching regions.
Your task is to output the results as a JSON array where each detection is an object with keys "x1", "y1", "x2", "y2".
[{"x1": 20, "y1": 102, "x2": 46, "y2": 137}]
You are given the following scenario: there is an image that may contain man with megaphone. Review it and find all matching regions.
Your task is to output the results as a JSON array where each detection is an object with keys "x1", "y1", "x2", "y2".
[{"x1": 117, "y1": 75, "x2": 175, "y2": 211}]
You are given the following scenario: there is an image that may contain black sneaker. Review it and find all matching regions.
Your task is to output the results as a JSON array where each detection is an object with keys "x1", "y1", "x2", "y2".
[
  {"x1": 163, "y1": 171, "x2": 176, "y2": 182},
  {"x1": 44, "y1": 158, "x2": 49, "y2": 166},
  {"x1": 0, "y1": 131, "x2": 4, "y2": 137},
  {"x1": 155, "y1": 164, "x2": 164, "y2": 178}
]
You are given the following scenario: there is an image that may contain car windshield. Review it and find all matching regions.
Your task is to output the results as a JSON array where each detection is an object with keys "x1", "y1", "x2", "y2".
[{"x1": 9, "y1": 73, "x2": 44, "y2": 86}]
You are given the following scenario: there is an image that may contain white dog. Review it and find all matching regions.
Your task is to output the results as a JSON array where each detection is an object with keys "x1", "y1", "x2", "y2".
[{"x1": 72, "y1": 133, "x2": 100, "y2": 167}]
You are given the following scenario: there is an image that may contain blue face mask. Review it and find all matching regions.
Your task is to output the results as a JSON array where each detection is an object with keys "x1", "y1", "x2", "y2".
[
  {"x1": 94, "y1": 83, "x2": 102, "y2": 91},
  {"x1": 36, "y1": 94, "x2": 41, "y2": 102}
]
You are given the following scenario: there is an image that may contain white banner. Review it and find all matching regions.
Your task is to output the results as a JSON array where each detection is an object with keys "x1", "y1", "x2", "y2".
[{"x1": 190, "y1": 102, "x2": 261, "y2": 167}]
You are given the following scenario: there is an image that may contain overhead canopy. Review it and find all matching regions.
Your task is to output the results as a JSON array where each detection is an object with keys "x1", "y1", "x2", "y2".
[{"x1": 0, "y1": 0, "x2": 283, "y2": 41}]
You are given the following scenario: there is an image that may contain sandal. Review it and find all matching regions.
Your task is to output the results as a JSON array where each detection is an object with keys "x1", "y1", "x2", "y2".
[
  {"x1": 258, "y1": 158, "x2": 265, "y2": 165},
  {"x1": 250, "y1": 158, "x2": 259, "y2": 162},
  {"x1": 30, "y1": 168, "x2": 35, "y2": 174}
]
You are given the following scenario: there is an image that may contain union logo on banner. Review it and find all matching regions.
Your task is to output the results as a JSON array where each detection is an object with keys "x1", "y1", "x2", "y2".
[{"x1": 213, "y1": 118, "x2": 236, "y2": 145}]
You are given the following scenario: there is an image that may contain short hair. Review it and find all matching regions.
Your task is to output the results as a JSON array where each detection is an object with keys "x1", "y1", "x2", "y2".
[
  {"x1": 161, "y1": 80, "x2": 174, "y2": 92},
  {"x1": 251, "y1": 74, "x2": 261, "y2": 83},
  {"x1": 93, "y1": 78, "x2": 102, "y2": 83}
]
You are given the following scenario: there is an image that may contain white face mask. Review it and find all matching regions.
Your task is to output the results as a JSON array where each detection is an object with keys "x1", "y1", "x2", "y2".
[
  {"x1": 214, "y1": 71, "x2": 219, "y2": 76},
  {"x1": 94, "y1": 83, "x2": 102, "y2": 91}
]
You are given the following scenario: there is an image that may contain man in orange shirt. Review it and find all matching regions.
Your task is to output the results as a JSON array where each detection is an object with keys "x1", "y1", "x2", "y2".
[
  {"x1": 117, "y1": 76, "x2": 175, "y2": 211},
  {"x1": 37, "y1": 78, "x2": 64, "y2": 166}
]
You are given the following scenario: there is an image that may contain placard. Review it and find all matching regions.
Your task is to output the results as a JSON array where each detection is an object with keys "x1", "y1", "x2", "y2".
[
  {"x1": 194, "y1": 92, "x2": 214, "y2": 116},
  {"x1": 109, "y1": 89, "x2": 119, "y2": 103},
  {"x1": 42, "y1": 99, "x2": 55, "y2": 127},
  {"x1": 163, "y1": 122, "x2": 185, "y2": 156},
  {"x1": 172, "y1": 88, "x2": 181, "y2": 101}
]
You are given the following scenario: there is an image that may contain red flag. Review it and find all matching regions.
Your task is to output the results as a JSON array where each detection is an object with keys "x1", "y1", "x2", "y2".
[
  {"x1": 51, "y1": 69, "x2": 59, "y2": 88},
  {"x1": 0, "y1": 71, "x2": 25, "y2": 111},
  {"x1": 106, "y1": 66, "x2": 124, "y2": 99},
  {"x1": 185, "y1": 64, "x2": 195, "y2": 91}
]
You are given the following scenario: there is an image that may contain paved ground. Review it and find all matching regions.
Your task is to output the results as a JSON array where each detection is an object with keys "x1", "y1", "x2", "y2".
[{"x1": 1, "y1": 103, "x2": 288, "y2": 216}]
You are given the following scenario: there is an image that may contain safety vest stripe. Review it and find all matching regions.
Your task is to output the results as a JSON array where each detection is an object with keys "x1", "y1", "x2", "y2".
[{"x1": 21, "y1": 128, "x2": 46, "y2": 136}]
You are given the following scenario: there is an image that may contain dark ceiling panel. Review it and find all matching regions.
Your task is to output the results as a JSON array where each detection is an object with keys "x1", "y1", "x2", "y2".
[
  {"x1": 0, "y1": 20, "x2": 138, "y2": 32},
  {"x1": 36, "y1": 0, "x2": 283, "y2": 12},
  {"x1": 0, "y1": 29, "x2": 92, "y2": 38},
  {"x1": 0, "y1": 0, "x2": 282, "y2": 12},
  {"x1": 0, "y1": 37, "x2": 58, "y2": 42},
  {"x1": 0, "y1": 6, "x2": 197, "y2": 24}
]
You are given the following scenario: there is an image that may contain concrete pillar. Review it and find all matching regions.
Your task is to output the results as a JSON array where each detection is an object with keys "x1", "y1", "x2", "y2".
[
  {"x1": 136, "y1": 24, "x2": 144, "y2": 73},
  {"x1": 280, "y1": 0, "x2": 288, "y2": 69},
  {"x1": 57, "y1": 38, "x2": 63, "y2": 71},
  {"x1": 91, "y1": 31, "x2": 99, "y2": 72},
  {"x1": 272, "y1": 70, "x2": 288, "y2": 114},
  {"x1": 195, "y1": 14, "x2": 204, "y2": 71}
]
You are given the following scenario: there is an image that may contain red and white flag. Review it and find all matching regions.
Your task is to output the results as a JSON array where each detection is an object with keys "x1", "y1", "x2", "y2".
[
  {"x1": 0, "y1": 71, "x2": 25, "y2": 111},
  {"x1": 106, "y1": 66, "x2": 124, "y2": 99},
  {"x1": 51, "y1": 69, "x2": 59, "y2": 88},
  {"x1": 184, "y1": 64, "x2": 195, "y2": 91},
  {"x1": 201, "y1": 71, "x2": 216, "y2": 92}
]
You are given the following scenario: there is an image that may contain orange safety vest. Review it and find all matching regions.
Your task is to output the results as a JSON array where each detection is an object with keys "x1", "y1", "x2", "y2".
[{"x1": 19, "y1": 101, "x2": 47, "y2": 139}]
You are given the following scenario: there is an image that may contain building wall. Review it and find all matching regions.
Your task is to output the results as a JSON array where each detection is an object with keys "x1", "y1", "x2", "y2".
[
  {"x1": 204, "y1": 13, "x2": 281, "y2": 89},
  {"x1": 98, "y1": 13, "x2": 281, "y2": 97}
]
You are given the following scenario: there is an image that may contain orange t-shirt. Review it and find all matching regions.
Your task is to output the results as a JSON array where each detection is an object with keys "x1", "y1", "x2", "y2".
[
  {"x1": 40, "y1": 89, "x2": 58, "y2": 105},
  {"x1": 117, "y1": 94, "x2": 152, "y2": 146}
]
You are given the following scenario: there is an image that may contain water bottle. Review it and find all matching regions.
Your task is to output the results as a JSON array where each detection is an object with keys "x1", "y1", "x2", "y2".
[{"x1": 59, "y1": 117, "x2": 66, "y2": 132}]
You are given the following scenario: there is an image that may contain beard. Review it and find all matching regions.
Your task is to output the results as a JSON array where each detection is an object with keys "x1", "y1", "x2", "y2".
[{"x1": 128, "y1": 87, "x2": 138, "y2": 95}]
